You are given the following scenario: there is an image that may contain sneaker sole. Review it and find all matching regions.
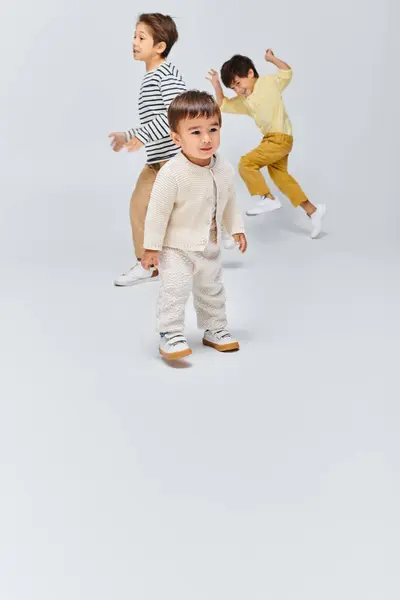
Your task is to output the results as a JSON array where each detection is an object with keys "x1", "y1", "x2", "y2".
[
  {"x1": 159, "y1": 347, "x2": 193, "y2": 360},
  {"x1": 114, "y1": 275, "x2": 159, "y2": 287},
  {"x1": 246, "y1": 205, "x2": 282, "y2": 216},
  {"x1": 202, "y1": 339, "x2": 240, "y2": 352}
]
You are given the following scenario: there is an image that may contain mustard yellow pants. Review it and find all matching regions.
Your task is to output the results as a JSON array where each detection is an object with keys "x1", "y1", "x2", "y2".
[{"x1": 238, "y1": 133, "x2": 308, "y2": 207}]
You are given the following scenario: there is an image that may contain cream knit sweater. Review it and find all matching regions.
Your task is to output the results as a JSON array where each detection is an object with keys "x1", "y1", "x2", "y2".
[{"x1": 144, "y1": 152, "x2": 245, "y2": 251}]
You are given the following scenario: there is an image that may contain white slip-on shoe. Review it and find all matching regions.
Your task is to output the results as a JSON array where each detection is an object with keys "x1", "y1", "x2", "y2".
[
  {"x1": 159, "y1": 333, "x2": 192, "y2": 360},
  {"x1": 246, "y1": 196, "x2": 282, "y2": 216},
  {"x1": 310, "y1": 204, "x2": 327, "y2": 239},
  {"x1": 114, "y1": 262, "x2": 158, "y2": 287},
  {"x1": 202, "y1": 329, "x2": 240, "y2": 352}
]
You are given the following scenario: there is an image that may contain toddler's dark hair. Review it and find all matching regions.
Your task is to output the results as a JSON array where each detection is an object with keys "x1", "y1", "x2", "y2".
[
  {"x1": 221, "y1": 55, "x2": 259, "y2": 88},
  {"x1": 138, "y1": 13, "x2": 178, "y2": 58},
  {"x1": 168, "y1": 90, "x2": 222, "y2": 133}
]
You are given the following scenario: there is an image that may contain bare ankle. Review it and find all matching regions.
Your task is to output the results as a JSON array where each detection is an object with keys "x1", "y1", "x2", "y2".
[{"x1": 301, "y1": 200, "x2": 316, "y2": 217}]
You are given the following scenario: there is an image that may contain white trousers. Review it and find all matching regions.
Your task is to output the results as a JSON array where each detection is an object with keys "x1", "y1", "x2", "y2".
[{"x1": 156, "y1": 242, "x2": 228, "y2": 334}]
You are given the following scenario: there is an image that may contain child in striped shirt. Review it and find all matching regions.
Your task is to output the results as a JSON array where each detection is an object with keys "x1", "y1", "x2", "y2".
[{"x1": 109, "y1": 13, "x2": 186, "y2": 287}]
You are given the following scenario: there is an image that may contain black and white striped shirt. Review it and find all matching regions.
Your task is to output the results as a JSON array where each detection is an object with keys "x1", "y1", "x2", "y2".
[{"x1": 126, "y1": 62, "x2": 186, "y2": 165}]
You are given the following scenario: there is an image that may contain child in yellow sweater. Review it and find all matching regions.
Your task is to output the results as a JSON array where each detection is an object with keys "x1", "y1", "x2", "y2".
[{"x1": 207, "y1": 49, "x2": 326, "y2": 239}]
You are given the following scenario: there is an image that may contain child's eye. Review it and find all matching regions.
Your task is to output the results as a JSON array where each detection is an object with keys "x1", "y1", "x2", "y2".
[
  {"x1": 191, "y1": 131, "x2": 200, "y2": 135},
  {"x1": 210, "y1": 128, "x2": 218, "y2": 132}
]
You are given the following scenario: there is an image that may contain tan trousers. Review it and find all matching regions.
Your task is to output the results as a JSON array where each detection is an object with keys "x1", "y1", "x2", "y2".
[
  {"x1": 238, "y1": 133, "x2": 308, "y2": 207},
  {"x1": 156, "y1": 242, "x2": 227, "y2": 334},
  {"x1": 130, "y1": 161, "x2": 166, "y2": 259}
]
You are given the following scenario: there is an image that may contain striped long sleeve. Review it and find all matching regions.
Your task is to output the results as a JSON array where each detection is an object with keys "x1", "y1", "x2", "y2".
[{"x1": 126, "y1": 62, "x2": 186, "y2": 164}]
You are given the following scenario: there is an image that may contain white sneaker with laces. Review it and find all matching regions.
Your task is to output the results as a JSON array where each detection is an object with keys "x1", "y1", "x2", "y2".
[
  {"x1": 114, "y1": 262, "x2": 158, "y2": 287},
  {"x1": 246, "y1": 196, "x2": 282, "y2": 216},
  {"x1": 159, "y1": 333, "x2": 192, "y2": 360},
  {"x1": 310, "y1": 204, "x2": 327, "y2": 239},
  {"x1": 203, "y1": 329, "x2": 240, "y2": 352}
]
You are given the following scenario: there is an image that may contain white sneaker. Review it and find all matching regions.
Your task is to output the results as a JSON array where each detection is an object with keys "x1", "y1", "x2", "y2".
[
  {"x1": 202, "y1": 329, "x2": 240, "y2": 352},
  {"x1": 222, "y1": 231, "x2": 236, "y2": 250},
  {"x1": 310, "y1": 204, "x2": 327, "y2": 239},
  {"x1": 114, "y1": 262, "x2": 158, "y2": 287},
  {"x1": 246, "y1": 196, "x2": 282, "y2": 216},
  {"x1": 159, "y1": 333, "x2": 192, "y2": 360}
]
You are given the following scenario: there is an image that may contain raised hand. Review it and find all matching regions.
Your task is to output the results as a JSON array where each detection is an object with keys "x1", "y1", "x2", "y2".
[
  {"x1": 264, "y1": 48, "x2": 275, "y2": 62},
  {"x1": 205, "y1": 69, "x2": 220, "y2": 88}
]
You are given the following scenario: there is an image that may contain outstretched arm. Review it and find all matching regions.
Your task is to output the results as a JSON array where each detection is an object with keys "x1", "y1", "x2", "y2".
[
  {"x1": 126, "y1": 74, "x2": 186, "y2": 145},
  {"x1": 206, "y1": 69, "x2": 225, "y2": 106},
  {"x1": 265, "y1": 49, "x2": 293, "y2": 91},
  {"x1": 206, "y1": 69, "x2": 250, "y2": 115},
  {"x1": 265, "y1": 48, "x2": 291, "y2": 70}
]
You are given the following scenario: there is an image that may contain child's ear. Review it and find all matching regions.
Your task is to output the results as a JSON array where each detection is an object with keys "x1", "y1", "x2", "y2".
[
  {"x1": 156, "y1": 41, "x2": 167, "y2": 56},
  {"x1": 248, "y1": 69, "x2": 255, "y2": 79},
  {"x1": 170, "y1": 131, "x2": 181, "y2": 147}
]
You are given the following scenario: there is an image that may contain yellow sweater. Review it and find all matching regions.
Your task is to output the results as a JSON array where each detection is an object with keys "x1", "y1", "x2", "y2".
[{"x1": 221, "y1": 69, "x2": 293, "y2": 136}]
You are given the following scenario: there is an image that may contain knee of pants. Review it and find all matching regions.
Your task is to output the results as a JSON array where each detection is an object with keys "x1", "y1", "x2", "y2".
[{"x1": 193, "y1": 280, "x2": 225, "y2": 304}]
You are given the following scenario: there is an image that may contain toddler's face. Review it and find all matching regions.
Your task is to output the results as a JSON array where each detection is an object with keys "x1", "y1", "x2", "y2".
[
  {"x1": 230, "y1": 70, "x2": 256, "y2": 97},
  {"x1": 133, "y1": 22, "x2": 162, "y2": 62},
  {"x1": 171, "y1": 116, "x2": 221, "y2": 166}
]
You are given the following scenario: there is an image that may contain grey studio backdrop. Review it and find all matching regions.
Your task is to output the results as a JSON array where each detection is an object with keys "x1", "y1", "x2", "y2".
[{"x1": 1, "y1": 1, "x2": 400, "y2": 600}]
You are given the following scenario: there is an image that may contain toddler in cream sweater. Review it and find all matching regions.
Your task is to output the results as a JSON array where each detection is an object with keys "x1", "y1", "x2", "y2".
[{"x1": 142, "y1": 91, "x2": 247, "y2": 360}]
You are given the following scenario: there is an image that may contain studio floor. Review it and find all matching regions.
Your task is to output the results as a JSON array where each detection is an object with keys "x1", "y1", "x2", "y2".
[{"x1": 1, "y1": 189, "x2": 399, "y2": 599}]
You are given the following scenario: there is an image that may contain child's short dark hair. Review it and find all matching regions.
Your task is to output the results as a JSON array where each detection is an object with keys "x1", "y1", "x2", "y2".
[
  {"x1": 138, "y1": 13, "x2": 178, "y2": 58},
  {"x1": 220, "y1": 55, "x2": 259, "y2": 88},
  {"x1": 168, "y1": 91, "x2": 222, "y2": 133}
]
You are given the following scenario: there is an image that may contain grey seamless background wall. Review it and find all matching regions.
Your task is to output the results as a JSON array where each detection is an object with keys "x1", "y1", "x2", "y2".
[{"x1": 0, "y1": 2, "x2": 399, "y2": 600}]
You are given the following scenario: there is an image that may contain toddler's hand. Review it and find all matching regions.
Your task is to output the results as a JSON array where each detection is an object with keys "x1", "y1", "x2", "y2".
[
  {"x1": 206, "y1": 69, "x2": 220, "y2": 88},
  {"x1": 233, "y1": 233, "x2": 247, "y2": 253},
  {"x1": 141, "y1": 249, "x2": 159, "y2": 270},
  {"x1": 108, "y1": 132, "x2": 126, "y2": 152},
  {"x1": 124, "y1": 136, "x2": 144, "y2": 153}
]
